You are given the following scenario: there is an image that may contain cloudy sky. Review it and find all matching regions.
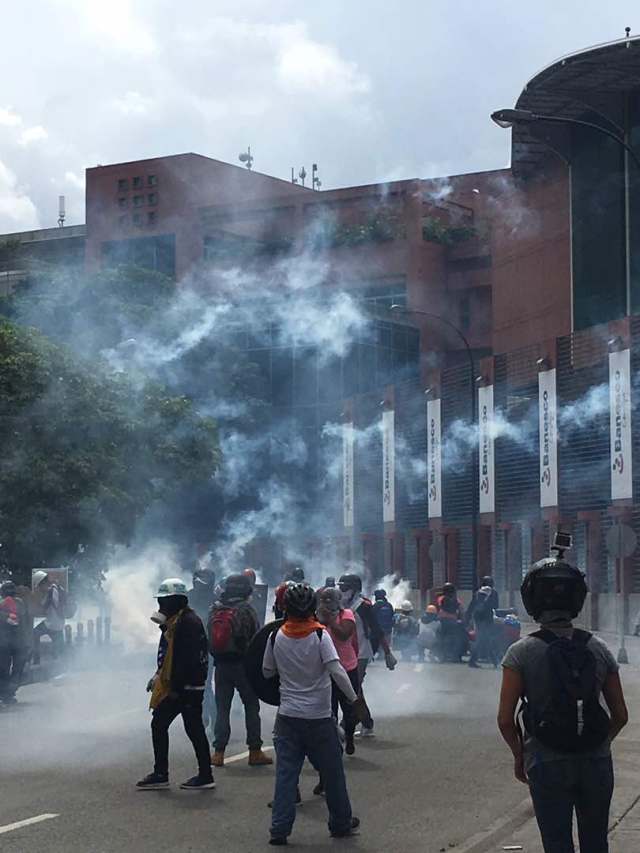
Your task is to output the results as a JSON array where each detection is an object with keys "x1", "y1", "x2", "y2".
[{"x1": 0, "y1": 1, "x2": 637, "y2": 231}]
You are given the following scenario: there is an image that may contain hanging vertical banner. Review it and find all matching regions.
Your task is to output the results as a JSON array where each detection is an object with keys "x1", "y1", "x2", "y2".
[
  {"x1": 382, "y1": 409, "x2": 395, "y2": 523},
  {"x1": 478, "y1": 385, "x2": 495, "y2": 514},
  {"x1": 343, "y1": 422, "x2": 354, "y2": 528},
  {"x1": 609, "y1": 348, "x2": 633, "y2": 500},
  {"x1": 539, "y1": 368, "x2": 559, "y2": 508},
  {"x1": 427, "y1": 399, "x2": 442, "y2": 518}
]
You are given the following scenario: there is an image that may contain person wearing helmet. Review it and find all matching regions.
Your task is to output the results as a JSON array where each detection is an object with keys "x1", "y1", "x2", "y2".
[
  {"x1": 188, "y1": 566, "x2": 217, "y2": 734},
  {"x1": 137, "y1": 578, "x2": 214, "y2": 791},
  {"x1": 339, "y1": 573, "x2": 396, "y2": 738},
  {"x1": 498, "y1": 557, "x2": 628, "y2": 853},
  {"x1": 0, "y1": 580, "x2": 29, "y2": 704},
  {"x1": 31, "y1": 571, "x2": 66, "y2": 666},
  {"x1": 435, "y1": 582, "x2": 466, "y2": 663},
  {"x1": 263, "y1": 582, "x2": 360, "y2": 844},
  {"x1": 372, "y1": 589, "x2": 394, "y2": 651},
  {"x1": 209, "y1": 574, "x2": 272, "y2": 768},
  {"x1": 467, "y1": 584, "x2": 499, "y2": 669},
  {"x1": 416, "y1": 604, "x2": 441, "y2": 662},
  {"x1": 392, "y1": 600, "x2": 420, "y2": 660}
]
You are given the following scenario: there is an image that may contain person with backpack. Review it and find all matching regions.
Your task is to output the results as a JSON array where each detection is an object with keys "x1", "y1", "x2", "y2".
[
  {"x1": 467, "y1": 584, "x2": 499, "y2": 669},
  {"x1": 372, "y1": 589, "x2": 395, "y2": 650},
  {"x1": 137, "y1": 578, "x2": 215, "y2": 790},
  {"x1": 497, "y1": 555, "x2": 628, "y2": 853},
  {"x1": 338, "y1": 574, "x2": 396, "y2": 738},
  {"x1": 436, "y1": 582, "x2": 467, "y2": 662},
  {"x1": 188, "y1": 566, "x2": 217, "y2": 733},
  {"x1": 0, "y1": 580, "x2": 30, "y2": 704},
  {"x1": 262, "y1": 581, "x2": 360, "y2": 845},
  {"x1": 32, "y1": 571, "x2": 68, "y2": 665},
  {"x1": 209, "y1": 574, "x2": 272, "y2": 768}
]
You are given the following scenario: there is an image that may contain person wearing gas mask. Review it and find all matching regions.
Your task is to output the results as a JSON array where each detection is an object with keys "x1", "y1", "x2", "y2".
[
  {"x1": 497, "y1": 553, "x2": 628, "y2": 853},
  {"x1": 392, "y1": 601, "x2": 420, "y2": 661},
  {"x1": 137, "y1": 578, "x2": 214, "y2": 791},
  {"x1": 188, "y1": 566, "x2": 217, "y2": 733},
  {"x1": 338, "y1": 574, "x2": 396, "y2": 738}
]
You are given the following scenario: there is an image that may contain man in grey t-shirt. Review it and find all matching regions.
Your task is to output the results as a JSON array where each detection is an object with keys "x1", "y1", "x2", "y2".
[{"x1": 497, "y1": 556, "x2": 628, "y2": 853}]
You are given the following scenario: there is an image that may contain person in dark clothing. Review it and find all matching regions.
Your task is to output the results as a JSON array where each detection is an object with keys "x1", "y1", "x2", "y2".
[
  {"x1": 0, "y1": 581, "x2": 30, "y2": 704},
  {"x1": 188, "y1": 567, "x2": 217, "y2": 731},
  {"x1": 372, "y1": 589, "x2": 394, "y2": 651},
  {"x1": 436, "y1": 583, "x2": 467, "y2": 662},
  {"x1": 210, "y1": 574, "x2": 272, "y2": 768},
  {"x1": 468, "y1": 583, "x2": 499, "y2": 668},
  {"x1": 137, "y1": 578, "x2": 214, "y2": 791}
]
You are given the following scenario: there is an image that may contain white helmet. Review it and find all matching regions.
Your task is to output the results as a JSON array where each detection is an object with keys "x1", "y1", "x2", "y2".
[
  {"x1": 32, "y1": 570, "x2": 49, "y2": 589},
  {"x1": 156, "y1": 578, "x2": 188, "y2": 598},
  {"x1": 401, "y1": 600, "x2": 413, "y2": 613}
]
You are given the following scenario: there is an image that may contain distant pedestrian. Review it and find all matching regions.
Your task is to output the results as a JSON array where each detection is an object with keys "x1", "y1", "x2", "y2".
[
  {"x1": 263, "y1": 582, "x2": 360, "y2": 845},
  {"x1": 31, "y1": 571, "x2": 66, "y2": 665},
  {"x1": 0, "y1": 581, "x2": 29, "y2": 704},
  {"x1": 392, "y1": 601, "x2": 420, "y2": 660},
  {"x1": 498, "y1": 555, "x2": 628, "y2": 853},
  {"x1": 209, "y1": 574, "x2": 272, "y2": 767},
  {"x1": 436, "y1": 582, "x2": 466, "y2": 662},
  {"x1": 372, "y1": 589, "x2": 394, "y2": 650},
  {"x1": 416, "y1": 605, "x2": 440, "y2": 662},
  {"x1": 467, "y1": 585, "x2": 498, "y2": 669},
  {"x1": 137, "y1": 578, "x2": 214, "y2": 790},
  {"x1": 188, "y1": 566, "x2": 217, "y2": 733}
]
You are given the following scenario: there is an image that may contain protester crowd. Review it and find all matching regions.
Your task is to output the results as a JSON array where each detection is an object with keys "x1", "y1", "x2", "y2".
[{"x1": 0, "y1": 547, "x2": 631, "y2": 851}]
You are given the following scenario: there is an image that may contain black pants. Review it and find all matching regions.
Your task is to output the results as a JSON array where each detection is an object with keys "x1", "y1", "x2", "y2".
[
  {"x1": 528, "y1": 756, "x2": 614, "y2": 853},
  {"x1": 151, "y1": 691, "x2": 212, "y2": 779},
  {"x1": 356, "y1": 659, "x2": 374, "y2": 730},
  {"x1": 0, "y1": 644, "x2": 28, "y2": 699},
  {"x1": 32, "y1": 622, "x2": 64, "y2": 664},
  {"x1": 332, "y1": 667, "x2": 360, "y2": 743},
  {"x1": 469, "y1": 622, "x2": 498, "y2": 665},
  {"x1": 213, "y1": 660, "x2": 262, "y2": 750}
]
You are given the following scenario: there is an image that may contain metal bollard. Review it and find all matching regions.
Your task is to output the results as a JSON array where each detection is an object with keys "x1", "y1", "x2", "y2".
[
  {"x1": 64, "y1": 624, "x2": 72, "y2": 645},
  {"x1": 76, "y1": 622, "x2": 84, "y2": 643},
  {"x1": 96, "y1": 616, "x2": 103, "y2": 645},
  {"x1": 104, "y1": 616, "x2": 111, "y2": 645},
  {"x1": 87, "y1": 619, "x2": 95, "y2": 643}
]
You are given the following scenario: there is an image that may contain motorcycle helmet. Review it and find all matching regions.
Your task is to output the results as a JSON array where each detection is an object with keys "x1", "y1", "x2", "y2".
[
  {"x1": 338, "y1": 574, "x2": 362, "y2": 593},
  {"x1": 521, "y1": 557, "x2": 587, "y2": 621}
]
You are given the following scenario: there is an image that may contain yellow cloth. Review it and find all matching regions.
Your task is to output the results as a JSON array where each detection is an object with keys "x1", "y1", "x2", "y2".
[{"x1": 149, "y1": 611, "x2": 182, "y2": 710}]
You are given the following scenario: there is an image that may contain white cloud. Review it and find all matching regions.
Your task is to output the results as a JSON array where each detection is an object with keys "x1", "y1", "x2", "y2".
[
  {"x1": 0, "y1": 160, "x2": 39, "y2": 231},
  {"x1": 277, "y1": 36, "x2": 370, "y2": 99},
  {"x1": 64, "y1": 170, "x2": 85, "y2": 190},
  {"x1": 0, "y1": 107, "x2": 21, "y2": 128},
  {"x1": 18, "y1": 125, "x2": 48, "y2": 146},
  {"x1": 113, "y1": 91, "x2": 155, "y2": 116}
]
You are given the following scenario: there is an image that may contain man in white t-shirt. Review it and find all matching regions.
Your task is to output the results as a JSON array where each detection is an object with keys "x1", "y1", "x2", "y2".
[{"x1": 262, "y1": 582, "x2": 360, "y2": 846}]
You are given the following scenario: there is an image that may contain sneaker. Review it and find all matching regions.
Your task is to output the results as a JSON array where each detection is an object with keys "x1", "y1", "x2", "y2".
[
  {"x1": 180, "y1": 775, "x2": 216, "y2": 790},
  {"x1": 269, "y1": 837, "x2": 288, "y2": 846},
  {"x1": 249, "y1": 749, "x2": 273, "y2": 766},
  {"x1": 211, "y1": 750, "x2": 225, "y2": 767},
  {"x1": 331, "y1": 817, "x2": 360, "y2": 838},
  {"x1": 345, "y1": 738, "x2": 355, "y2": 756},
  {"x1": 136, "y1": 772, "x2": 169, "y2": 790},
  {"x1": 313, "y1": 782, "x2": 325, "y2": 797},
  {"x1": 360, "y1": 726, "x2": 375, "y2": 738}
]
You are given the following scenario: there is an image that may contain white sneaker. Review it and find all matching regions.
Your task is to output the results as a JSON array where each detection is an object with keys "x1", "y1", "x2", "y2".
[{"x1": 361, "y1": 726, "x2": 375, "y2": 738}]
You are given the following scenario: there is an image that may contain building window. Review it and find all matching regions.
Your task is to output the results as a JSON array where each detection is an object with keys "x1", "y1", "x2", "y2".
[
  {"x1": 148, "y1": 174, "x2": 157, "y2": 187},
  {"x1": 133, "y1": 195, "x2": 144, "y2": 207},
  {"x1": 117, "y1": 179, "x2": 129, "y2": 192},
  {"x1": 148, "y1": 211, "x2": 157, "y2": 225},
  {"x1": 133, "y1": 213, "x2": 143, "y2": 226},
  {"x1": 147, "y1": 192, "x2": 157, "y2": 205},
  {"x1": 118, "y1": 197, "x2": 128, "y2": 210},
  {"x1": 132, "y1": 176, "x2": 143, "y2": 189},
  {"x1": 119, "y1": 215, "x2": 128, "y2": 228}
]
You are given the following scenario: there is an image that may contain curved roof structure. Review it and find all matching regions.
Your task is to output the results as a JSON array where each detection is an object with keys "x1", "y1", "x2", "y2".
[{"x1": 511, "y1": 35, "x2": 640, "y2": 177}]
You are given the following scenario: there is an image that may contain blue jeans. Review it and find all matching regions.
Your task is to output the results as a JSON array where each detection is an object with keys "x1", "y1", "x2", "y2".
[
  {"x1": 271, "y1": 715, "x2": 352, "y2": 839},
  {"x1": 528, "y1": 756, "x2": 614, "y2": 853},
  {"x1": 203, "y1": 657, "x2": 215, "y2": 731}
]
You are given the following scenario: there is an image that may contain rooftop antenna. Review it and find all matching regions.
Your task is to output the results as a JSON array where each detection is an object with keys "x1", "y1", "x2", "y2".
[
  {"x1": 626, "y1": 26, "x2": 631, "y2": 37},
  {"x1": 290, "y1": 167, "x2": 298, "y2": 185},
  {"x1": 298, "y1": 166, "x2": 307, "y2": 187},
  {"x1": 312, "y1": 163, "x2": 322, "y2": 191},
  {"x1": 238, "y1": 146, "x2": 254, "y2": 170},
  {"x1": 57, "y1": 195, "x2": 66, "y2": 228}
]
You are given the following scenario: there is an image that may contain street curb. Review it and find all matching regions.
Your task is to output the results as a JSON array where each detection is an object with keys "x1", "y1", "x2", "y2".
[{"x1": 450, "y1": 798, "x2": 534, "y2": 853}]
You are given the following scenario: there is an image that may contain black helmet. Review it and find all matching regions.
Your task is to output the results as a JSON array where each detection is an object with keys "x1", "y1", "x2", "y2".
[
  {"x1": 521, "y1": 558, "x2": 587, "y2": 621},
  {"x1": 284, "y1": 582, "x2": 317, "y2": 617},
  {"x1": 289, "y1": 567, "x2": 305, "y2": 583},
  {"x1": 0, "y1": 580, "x2": 16, "y2": 597},
  {"x1": 194, "y1": 568, "x2": 216, "y2": 587},
  {"x1": 324, "y1": 576, "x2": 336, "y2": 588},
  {"x1": 442, "y1": 582, "x2": 456, "y2": 596},
  {"x1": 481, "y1": 576, "x2": 494, "y2": 588},
  {"x1": 338, "y1": 574, "x2": 362, "y2": 593},
  {"x1": 374, "y1": 589, "x2": 387, "y2": 600},
  {"x1": 222, "y1": 573, "x2": 252, "y2": 602}
]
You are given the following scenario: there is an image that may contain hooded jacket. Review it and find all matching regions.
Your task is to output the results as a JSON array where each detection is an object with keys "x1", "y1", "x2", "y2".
[{"x1": 156, "y1": 607, "x2": 208, "y2": 694}]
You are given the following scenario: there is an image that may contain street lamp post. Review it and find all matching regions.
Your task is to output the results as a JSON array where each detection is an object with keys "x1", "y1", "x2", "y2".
[{"x1": 390, "y1": 305, "x2": 479, "y2": 588}]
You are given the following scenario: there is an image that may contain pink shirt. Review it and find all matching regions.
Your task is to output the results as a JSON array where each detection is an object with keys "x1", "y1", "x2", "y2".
[{"x1": 328, "y1": 609, "x2": 358, "y2": 673}]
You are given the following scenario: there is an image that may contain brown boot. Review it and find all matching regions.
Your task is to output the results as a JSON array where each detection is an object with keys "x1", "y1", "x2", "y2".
[
  {"x1": 248, "y1": 749, "x2": 273, "y2": 766},
  {"x1": 211, "y1": 750, "x2": 225, "y2": 767}
]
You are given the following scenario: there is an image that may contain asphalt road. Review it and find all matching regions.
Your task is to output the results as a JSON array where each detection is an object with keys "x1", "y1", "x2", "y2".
[{"x1": 0, "y1": 650, "x2": 636, "y2": 853}]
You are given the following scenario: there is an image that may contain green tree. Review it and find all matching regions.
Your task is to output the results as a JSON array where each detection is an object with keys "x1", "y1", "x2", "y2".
[{"x1": 0, "y1": 320, "x2": 220, "y2": 579}]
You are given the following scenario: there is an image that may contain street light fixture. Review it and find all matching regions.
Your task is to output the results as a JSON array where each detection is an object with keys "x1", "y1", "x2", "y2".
[
  {"x1": 491, "y1": 108, "x2": 640, "y2": 169},
  {"x1": 390, "y1": 304, "x2": 479, "y2": 587}
]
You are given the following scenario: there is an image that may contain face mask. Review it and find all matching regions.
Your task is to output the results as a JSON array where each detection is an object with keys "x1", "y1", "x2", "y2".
[
  {"x1": 340, "y1": 589, "x2": 355, "y2": 607},
  {"x1": 150, "y1": 611, "x2": 167, "y2": 625}
]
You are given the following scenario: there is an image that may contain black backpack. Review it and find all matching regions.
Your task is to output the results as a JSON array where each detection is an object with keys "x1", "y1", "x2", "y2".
[{"x1": 520, "y1": 628, "x2": 610, "y2": 753}]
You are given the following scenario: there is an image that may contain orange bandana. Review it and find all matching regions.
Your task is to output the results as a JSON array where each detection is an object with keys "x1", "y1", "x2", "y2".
[{"x1": 280, "y1": 616, "x2": 324, "y2": 639}]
